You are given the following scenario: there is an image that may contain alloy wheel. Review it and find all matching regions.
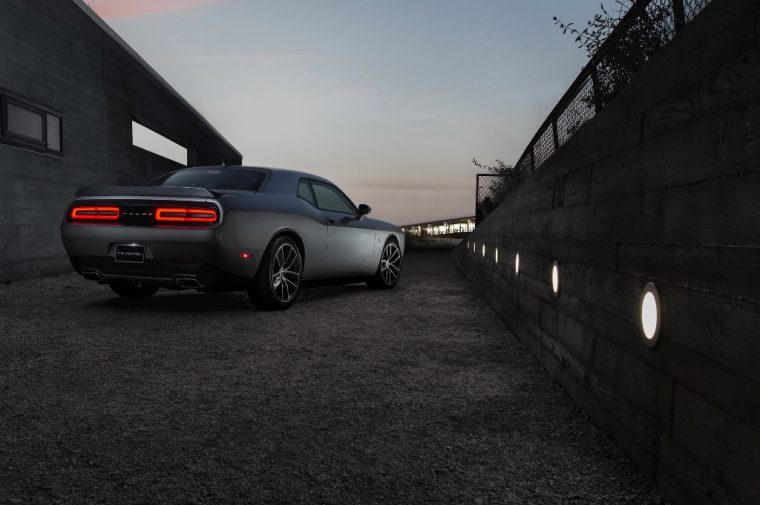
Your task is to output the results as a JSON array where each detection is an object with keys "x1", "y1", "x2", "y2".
[
  {"x1": 380, "y1": 242, "x2": 401, "y2": 285},
  {"x1": 270, "y1": 242, "x2": 301, "y2": 303}
]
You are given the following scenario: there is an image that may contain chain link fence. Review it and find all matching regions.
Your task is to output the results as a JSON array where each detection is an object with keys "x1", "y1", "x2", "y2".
[
  {"x1": 511, "y1": 0, "x2": 714, "y2": 176},
  {"x1": 476, "y1": 174, "x2": 509, "y2": 225},
  {"x1": 684, "y1": 0, "x2": 712, "y2": 21},
  {"x1": 474, "y1": 0, "x2": 714, "y2": 225}
]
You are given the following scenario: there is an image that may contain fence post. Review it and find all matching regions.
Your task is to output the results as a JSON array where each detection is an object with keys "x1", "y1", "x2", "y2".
[
  {"x1": 672, "y1": 0, "x2": 686, "y2": 32},
  {"x1": 551, "y1": 119, "x2": 559, "y2": 151},
  {"x1": 475, "y1": 174, "x2": 481, "y2": 225}
]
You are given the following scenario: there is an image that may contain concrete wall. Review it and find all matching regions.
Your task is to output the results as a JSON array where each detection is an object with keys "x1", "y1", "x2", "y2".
[
  {"x1": 453, "y1": 0, "x2": 760, "y2": 503},
  {"x1": 0, "y1": 0, "x2": 242, "y2": 282}
]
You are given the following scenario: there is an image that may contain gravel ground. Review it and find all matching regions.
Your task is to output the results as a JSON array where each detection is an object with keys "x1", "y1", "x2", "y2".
[{"x1": 0, "y1": 252, "x2": 667, "y2": 504}]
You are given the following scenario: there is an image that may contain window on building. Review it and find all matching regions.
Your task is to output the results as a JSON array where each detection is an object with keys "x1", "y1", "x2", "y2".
[
  {"x1": 7, "y1": 102, "x2": 43, "y2": 141},
  {"x1": 0, "y1": 92, "x2": 62, "y2": 155},
  {"x1": 132, "y1": 121, "x2": 187, "y2": 166},
  {"x1": 46, "y1": 114, "x2": 61, "y2": 151}
]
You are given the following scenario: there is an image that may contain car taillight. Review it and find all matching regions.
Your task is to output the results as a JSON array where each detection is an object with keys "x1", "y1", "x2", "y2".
[
  {"x1": 155, "y1": 207, "x2": 218, "y2": 223},
  {"x1": 70, "y1": 206, "x2": 120, "y2": 221}
]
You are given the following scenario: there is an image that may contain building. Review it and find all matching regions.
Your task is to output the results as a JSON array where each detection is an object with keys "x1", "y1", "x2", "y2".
[
  {"x1": 0, "y1": 0, "x2": 242, "y2": 282},
  {"x1": 401, "y1": 217, "x2": 475, "y2": 238}
]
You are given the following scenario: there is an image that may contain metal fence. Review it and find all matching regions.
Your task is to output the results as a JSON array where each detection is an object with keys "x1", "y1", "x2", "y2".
[
  {"x1": 512, "y1": 0, "x2": 713, "y2": 176},
  {"x1": 476, "y1": 174, "x2": 509, "y2": 225},
  {"x1": 475, "y1": 0, "x2": 713, "y2": 225}
]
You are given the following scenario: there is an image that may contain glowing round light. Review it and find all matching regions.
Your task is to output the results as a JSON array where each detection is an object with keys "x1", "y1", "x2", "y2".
[
  {"x1": 495, "y1": 248, "x2": 499, "y2": 264},
  {"x1": 515, "y1": 252, "x2": 520, "y2": 276},
  {"x1": 482, "y1": 244, "x2": 486, "y2": 257},
  {"x1": 640, "y1": 282, "x2": 662, "y2": 348},
  {"x1": 551, "y1": 261, "x2": 560, "y2": 297}
]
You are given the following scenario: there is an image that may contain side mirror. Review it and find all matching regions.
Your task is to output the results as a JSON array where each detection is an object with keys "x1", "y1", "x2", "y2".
[{"x1": 357, "y1": 204, "x2": 371, "y2": 216}]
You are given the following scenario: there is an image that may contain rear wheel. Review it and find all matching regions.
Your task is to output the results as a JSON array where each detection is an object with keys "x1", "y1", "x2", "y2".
[
  {"x1": 109, "y1": 281, "x2": 159, "y2": 299},
  {"x1": 248, "y1": 236, "x2": 303, "y2": 310},
  {"x1": 367, "y1": 239, "x2": 402, "y2": 290}
]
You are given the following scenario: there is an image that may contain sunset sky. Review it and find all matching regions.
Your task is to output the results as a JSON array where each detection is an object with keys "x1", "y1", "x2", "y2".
[{"x1": 93, "y1": 0, "x2": 602, "y2": 225}]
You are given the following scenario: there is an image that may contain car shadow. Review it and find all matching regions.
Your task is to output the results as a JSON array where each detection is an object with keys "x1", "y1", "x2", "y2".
[
  {"x1": 298, "y1": 283, "x2": 370, "y2": 303},
  {"x1": 87, "y1": 291, "x2": 253, "y2": 313},
  {"x1": 85, "y1": 283, "x2": 376, "y2": 313}
]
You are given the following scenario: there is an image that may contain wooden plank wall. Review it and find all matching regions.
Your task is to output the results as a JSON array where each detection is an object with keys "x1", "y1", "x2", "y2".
[{"x1": 453, "y1": 1, "x2": 760, "y2": 503}]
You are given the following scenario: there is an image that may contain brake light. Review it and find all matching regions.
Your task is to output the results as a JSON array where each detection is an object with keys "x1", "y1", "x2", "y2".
[
  {"x1": 155, "y1": 207, "x2": 218, "y2": 223},
  {"x1": 70, "y1": 206, "x2": 120, "y2": 221}
]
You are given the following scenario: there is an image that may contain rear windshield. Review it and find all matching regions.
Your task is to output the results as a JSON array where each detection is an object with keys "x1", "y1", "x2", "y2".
[{"x1": 147, "y1": 168, "x2": 267, "y2": 192}]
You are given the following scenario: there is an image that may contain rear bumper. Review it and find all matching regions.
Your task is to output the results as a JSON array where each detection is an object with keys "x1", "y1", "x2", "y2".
[
  {"x1": 60, "y1": 222, "x2": 260, "y2": 288},
  {"x1": 68, "y1": 255, "x2": 248, "y2": 289}
]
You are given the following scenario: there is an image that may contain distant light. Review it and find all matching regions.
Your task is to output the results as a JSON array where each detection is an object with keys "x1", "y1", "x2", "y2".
[
  {"x1": 515, "y1": 252, "x2": 520, "y2": 277},
  {"x1": 482, "y1": 244, "x2": 486, "y2": 257},
  {"x1": 473, "y1": 242, "x2": 476, "y2": 253},
  {"x1": 640, "y1": 282, "x2": 662, "y2": 347},
  {"x1": 495, "y1": 248, "x2": 499, "y2": 264},
  {"x1": 551, "y1": 261, "x2": 560, "y2": 297}
]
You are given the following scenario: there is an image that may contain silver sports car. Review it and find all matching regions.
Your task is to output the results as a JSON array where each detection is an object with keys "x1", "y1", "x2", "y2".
[{"x1": 60, "y1": 166, "x2": 404, "y2": 310}]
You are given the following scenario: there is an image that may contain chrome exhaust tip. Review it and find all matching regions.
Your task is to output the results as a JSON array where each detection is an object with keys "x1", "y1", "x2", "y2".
[
  {"x1": 82, "y1": 270, "x2": 103, "y2": 281},
  {"x1": 175, "y1": 277, "x2": 202, "y2": 288}
]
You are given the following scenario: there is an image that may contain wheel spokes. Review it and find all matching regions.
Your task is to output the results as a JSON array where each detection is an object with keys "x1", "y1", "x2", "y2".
[
  {"x1": 271, "y1": 243, "x2": 301, "y2": 303},
  {"x1": 379, "y1": 243, "x2": 400, "y2": 284}
]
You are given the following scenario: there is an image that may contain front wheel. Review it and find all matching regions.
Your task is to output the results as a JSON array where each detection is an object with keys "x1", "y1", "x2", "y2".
[
  {"x1": 367, "y1": 240, "x2": 402, "y2": 290},
  {"x1": 248, "y1": 236, "x2": 303, "y2": 310},
  {"x1": 109, "y1": 281, "x2": 159, "y2": 299}
]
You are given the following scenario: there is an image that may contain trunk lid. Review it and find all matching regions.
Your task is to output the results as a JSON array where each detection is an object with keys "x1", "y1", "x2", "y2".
[{"x1": 75, "y1": 185, "x2": 215, "y2": 199}]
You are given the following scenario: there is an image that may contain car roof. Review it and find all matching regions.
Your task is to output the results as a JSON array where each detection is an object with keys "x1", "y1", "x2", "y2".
[{"x1": 166, "y1": 165, "x2": 340, "y2": 194}]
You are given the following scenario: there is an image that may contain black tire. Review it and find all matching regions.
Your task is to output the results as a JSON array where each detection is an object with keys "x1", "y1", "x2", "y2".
[
  {"x1": 248, "y1": 235, "x2": 303, "y2": 310},
  {"x1": 109, "y1": 281, "x2": 159, "y2": 299},
  {"x1": 367, "y1": 239, "x2": 402, "y2": 290}
]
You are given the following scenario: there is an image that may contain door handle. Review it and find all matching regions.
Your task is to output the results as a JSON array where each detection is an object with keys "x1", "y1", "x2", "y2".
[{"x1": 326, "y1": 217, "x2": 335, "y2": 224}]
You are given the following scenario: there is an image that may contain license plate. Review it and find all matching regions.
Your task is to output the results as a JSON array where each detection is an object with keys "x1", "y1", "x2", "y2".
[{"x1": 115, "y1": 244, "x2": 145, "y2": 263}]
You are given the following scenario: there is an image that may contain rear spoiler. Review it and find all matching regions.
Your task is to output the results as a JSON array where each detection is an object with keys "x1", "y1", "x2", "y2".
[{"x1": 75, "y1": 185, "x2": 215, "y2": 199}]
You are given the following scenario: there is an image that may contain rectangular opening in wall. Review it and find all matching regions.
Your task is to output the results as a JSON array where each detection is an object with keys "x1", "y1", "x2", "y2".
[{"x1": 132, "y1": 121, "x2": 187, "y2": 166}]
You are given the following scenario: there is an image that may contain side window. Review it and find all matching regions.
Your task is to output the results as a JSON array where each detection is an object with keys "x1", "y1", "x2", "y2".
[
  {"x1": 311, "y1": 181, "x2": 356, "y2": 214},
  {"x1": 297, "y1": 179, "x2": 317, "y2": 206}
]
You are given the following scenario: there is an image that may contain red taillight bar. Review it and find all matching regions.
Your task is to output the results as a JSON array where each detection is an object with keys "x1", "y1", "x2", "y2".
[
  {"x1": 70, "y1": 206, "x2": 120, "y2": 220},
  {"x1": 155, "y1": 207, "x2": 218, "y2": 223}
]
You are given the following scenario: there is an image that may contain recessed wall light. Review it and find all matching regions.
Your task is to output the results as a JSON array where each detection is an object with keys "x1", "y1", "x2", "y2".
[
  {"x1": 515, "y1": 252, "x2": 520, "y2": 277},
  {"x1": 640, "y1": 282, "x2": 662, "y2": 348},
  {"x1": 551, "y1": 260, "x2": 560, "y2": 297}
]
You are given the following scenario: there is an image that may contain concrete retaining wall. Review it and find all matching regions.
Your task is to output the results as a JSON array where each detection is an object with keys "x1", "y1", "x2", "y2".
[
  {"x1": 0, "y1": 0, "x2": 242, "y2": 282},
  {"x1": 453, "y1": 0, "x2": 760, "y2": 503}
]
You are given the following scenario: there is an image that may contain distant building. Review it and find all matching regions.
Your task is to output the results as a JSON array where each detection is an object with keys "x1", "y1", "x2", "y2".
[
  {"x1": 0, "y1": 0, "x2": 242, "y2": 281},
  {"x1": 401, "y1": 217, "x2": 475, "y2": 238}
]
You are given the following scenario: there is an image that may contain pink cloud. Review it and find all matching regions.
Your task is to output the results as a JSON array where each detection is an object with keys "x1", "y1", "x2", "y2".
[{"x1": 92, "y1": 0, "x2": 227, "y2": 20}]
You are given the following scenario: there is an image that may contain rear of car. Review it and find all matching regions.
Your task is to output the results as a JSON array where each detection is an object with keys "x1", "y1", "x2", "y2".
[{"x1": 60, "y1": 167, "x2": 267, "y2": 292}]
